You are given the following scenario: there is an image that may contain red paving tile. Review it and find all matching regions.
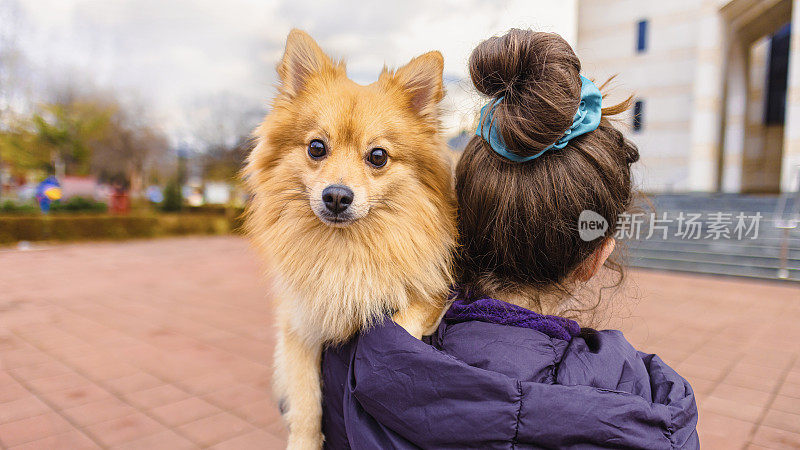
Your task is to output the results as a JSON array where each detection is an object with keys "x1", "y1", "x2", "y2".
[
  {"x1": 24, "y1": 372, "x2": 91, "y2": 394},
  {"x1": 8, "y1": 430, "x2": 99, "y2": 450},
  {"x1": 82, "y1": 413, "x2": 165, "y2": 447},
  {"x1": 0, "y1": 382, "x2": 33, "y2": 403},
  {"x1": 1, "y1": 236, "x2": 798, "y2": 448},
  {"x1": 211, "y1": 429, "x2": 285, "y2": 449},
  {"x1": 708, "y1": 384, "x2": 772, "y2": 409},
  {"x1": 698, "y1": 410, "x2": 755, "y2": 444},
  {"x1": 0, "y1": 349, "x2": 53, "y2": 369},
  {"x1": 772, "y1": 394, "x2": 800, "y2": 416},
  {"x1": 41, "y1": 383, "x2": 114, "y2": 410},
  {"x1": 79, "y1": 361, "x2": 140, "y2": 382},
  {"x1": 9, "y1": 361, "x2": 74, "y2": 381},
  {"x1": 176, "y1": 371, "x2": 241, "y2": 396},
  {"x1": 234, "y1": 398, "x2": 283, "y2": 428},
  {"x1": 0, "y1": 372, "x2": 17, "y2": 386},
  {"x1": 702, "y1": 394, "x2": 766, "y2": 423},
  {"x1": 103, "y1": 373, "x2": 164, "y2": 394},
  {"x1": 0, "y1": 395, "x2": 52, "y2": 423},
  {"x1": 0, "y1": 412, "x2": 73, "y2": 447},
  {"x1": 176, "y1": 412, "x2": 255, "y2": 446},
  {"x1": 110, "y1": 430, "x2": 196, "y2": 450},
  {"x1": 762, "y1": 409, "x2": 800, "y2": 434},
  {"x1": 61, "y1": 398, "x2": 137, "y2": 427},
  {"x1": 121, "y1": 384, "x2": 190, "y2": 410},
  {"x1": 751, "y1": 424, "x2": 800, "y2": 449},
  {"x1": 203, "y1": 384, "x2": 270, "y2": 411},
  {"x1": 148, "y1": 397, "x2": 222, "y2": 427}
]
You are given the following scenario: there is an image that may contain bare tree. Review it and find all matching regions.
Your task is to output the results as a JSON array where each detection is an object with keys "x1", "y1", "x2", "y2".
[
  {"x1": 188, "y1": 91, "x2": 264, "y2": 182},
  {"x1": 88, "y1": 96, "x2": 170, "y2": 194}
]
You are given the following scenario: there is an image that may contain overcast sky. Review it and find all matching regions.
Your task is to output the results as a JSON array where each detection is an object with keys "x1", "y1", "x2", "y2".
[{"x1": 12, "y1": 0, "x2": 576, "y2": 143}]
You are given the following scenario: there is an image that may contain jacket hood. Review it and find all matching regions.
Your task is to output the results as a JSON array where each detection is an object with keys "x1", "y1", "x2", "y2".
[{"x1": 322, "y1": 311, "x2": 698, "y2": 449}]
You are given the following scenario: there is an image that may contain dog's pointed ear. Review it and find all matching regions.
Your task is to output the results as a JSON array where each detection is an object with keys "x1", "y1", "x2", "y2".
[
  {"x1": 389, "y1": 51, "x2": 445, "y2": 118},
  {"x1": 277, "y1": 29, "x2": 332, "y2": 97}
]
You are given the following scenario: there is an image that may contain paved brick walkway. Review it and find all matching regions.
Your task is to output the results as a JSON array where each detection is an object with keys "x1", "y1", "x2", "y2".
[{"x1": 0, "y1": 236, "x2": 798, "y2": 449}]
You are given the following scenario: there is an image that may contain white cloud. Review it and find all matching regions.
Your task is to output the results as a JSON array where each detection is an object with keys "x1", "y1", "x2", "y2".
[{"x1": 14, "y1": 0, "x2": 576, "y2": 138}]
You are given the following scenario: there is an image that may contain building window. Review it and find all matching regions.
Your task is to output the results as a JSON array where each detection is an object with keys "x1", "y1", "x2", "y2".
[
  {"x1": 636, "y1": 19, "x2": 648, "y2": 53},
  {"x1": 765, "y1": 23, "x2": 791, "y2": 125},
  {"x1": 633, "y1": 100, "x2": 644, "y2": 131}
]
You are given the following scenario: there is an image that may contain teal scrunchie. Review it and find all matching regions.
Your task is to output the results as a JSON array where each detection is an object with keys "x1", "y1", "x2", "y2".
[{"x1": 475, "y1": 75, "x2": 602, "y2": 163}]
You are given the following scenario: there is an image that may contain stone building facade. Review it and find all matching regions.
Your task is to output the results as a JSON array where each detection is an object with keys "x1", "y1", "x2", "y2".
[{"x1": 577, "y1": 0, "x2": 799, "y2": 193}]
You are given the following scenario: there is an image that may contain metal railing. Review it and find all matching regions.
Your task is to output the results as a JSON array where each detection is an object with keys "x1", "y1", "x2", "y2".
[{"x1": 774, "y1": 166, "x2": 800, "y2": 279}]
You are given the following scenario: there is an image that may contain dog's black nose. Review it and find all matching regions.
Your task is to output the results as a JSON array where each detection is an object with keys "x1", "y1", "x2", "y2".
[{"x1": 322, "y1": 185, "x2": 353, "y2": 214}]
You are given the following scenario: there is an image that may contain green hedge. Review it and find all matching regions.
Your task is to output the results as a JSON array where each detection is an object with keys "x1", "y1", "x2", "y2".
[
  {"x1": 51, "y1": 197, "x2": 108, "y2": 213},
  {"x1": 0, "y1": 213, "x2": 244, "y2": 245},
  {"x1": 1, "y1": 197, "x2": 108, "y2": 214},
  {"x1": 0, "y1": 200, "x2": 39, "y2": 214}
]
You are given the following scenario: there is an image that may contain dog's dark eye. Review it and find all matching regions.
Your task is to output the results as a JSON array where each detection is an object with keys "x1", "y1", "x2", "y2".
[
  {"x1": 367, "y1": 148, "x2": 388, "y2": 168},
  {"x1": 308, "y1": 139, "x2": 327, "y2": 159}
]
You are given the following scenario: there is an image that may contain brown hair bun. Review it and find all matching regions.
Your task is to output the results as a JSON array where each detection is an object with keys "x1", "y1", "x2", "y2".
[{"x1": 469, "y1": 29, "x2": 581, "y2": 158}]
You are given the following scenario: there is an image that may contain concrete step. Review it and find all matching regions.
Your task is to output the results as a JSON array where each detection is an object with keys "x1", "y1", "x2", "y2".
[
  {"x1": 628, "y1": 247, "x2": 800, "y2": 270},
  {"x1": 621, "y1": 194, "x2": 800, "y2": 281},
  {"x1": 630, "y1": 254, "x2": 800, "y2": 281},
  {"x1": 638, "y1": 193, "x2": 789, "y2": 213},
  {"x1": 627, "y1": 238, "x2": 800, "y2": 260}
]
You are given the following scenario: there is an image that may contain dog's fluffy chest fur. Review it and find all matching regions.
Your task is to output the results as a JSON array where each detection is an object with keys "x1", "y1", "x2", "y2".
[{"x1": 265, "y1": 218, "x2": 452, "y2": 344}]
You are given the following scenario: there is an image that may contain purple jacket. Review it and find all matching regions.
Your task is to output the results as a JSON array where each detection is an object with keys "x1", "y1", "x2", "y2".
[{"x1": 322, "y1": 299, "x2": 699, "y2": 449}]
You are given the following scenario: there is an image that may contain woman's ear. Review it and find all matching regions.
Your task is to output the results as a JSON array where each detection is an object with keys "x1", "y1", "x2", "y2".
[{"x1": 576, "y1": 238, "x2": 616, "y2": 282}]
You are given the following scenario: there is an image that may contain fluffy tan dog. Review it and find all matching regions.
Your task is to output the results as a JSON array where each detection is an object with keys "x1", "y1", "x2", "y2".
[{"x1": 243, "y1": 29, "x2": 456, "y2": 448}]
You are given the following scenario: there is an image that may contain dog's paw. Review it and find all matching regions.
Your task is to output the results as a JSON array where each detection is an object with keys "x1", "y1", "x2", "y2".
[{"x1": 286, "y1": 431, "x2": 324, "y2": 450}]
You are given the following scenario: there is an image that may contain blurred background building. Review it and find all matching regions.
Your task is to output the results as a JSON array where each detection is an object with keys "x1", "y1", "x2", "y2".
[{"x1": 577, "y1": 0, "x2": 799, "y2": 194}]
